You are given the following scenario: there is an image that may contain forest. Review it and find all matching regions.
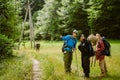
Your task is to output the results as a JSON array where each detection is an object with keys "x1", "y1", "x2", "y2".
[
  {"x1": 0, "y1": 0, "x2": 120, "y2": 41},
  {"x1": 0, "y1": 0, "x2": 120, "y2": 80}
]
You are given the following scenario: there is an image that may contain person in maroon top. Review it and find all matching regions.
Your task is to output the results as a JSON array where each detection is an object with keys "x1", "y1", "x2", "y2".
[{"x1": 95, "y1": 34, "x2": 107, "y2": 77}]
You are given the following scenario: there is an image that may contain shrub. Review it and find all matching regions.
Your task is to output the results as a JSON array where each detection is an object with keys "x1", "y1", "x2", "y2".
[{"x1": 0, "y1": 34, "x2": 13, "y2": 59}]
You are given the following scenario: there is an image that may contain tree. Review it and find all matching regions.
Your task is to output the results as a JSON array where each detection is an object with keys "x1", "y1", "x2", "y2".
[
  {"x1": 57, "y1": 0, "x2": 89, "y2": 37},
  {"x1": 95, "y1": 0, "x2": 120, "y2": 39},
  {"x1": 87, "y1": 0, "x2": 120, "y2": 39},
  {"x1": 0, "y1": 34, "x2": 13, "y2": 59},
  {"x1": 0, "y1": 0, "x2": 21, "y2": 40},
  {"x1": 86, "y1": 0, "x2": 103, "y2": 33},
  {"x1": 0, "y1": 0, "x2": 21, "y2": 58},
  {"x1": 36, "y1": 0, "x2": 89, "y2": 40},
  {"x1": 21, "y1": 0, "x2": 45, "y2": 19},
  {"x1": 36, "y1": 0, "x2": 61, "y2": 40}
]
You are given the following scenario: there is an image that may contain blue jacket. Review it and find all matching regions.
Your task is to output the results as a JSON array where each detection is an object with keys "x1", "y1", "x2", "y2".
[{"x1": 61, "y1": 35, "x2": 77, "y2": 53}]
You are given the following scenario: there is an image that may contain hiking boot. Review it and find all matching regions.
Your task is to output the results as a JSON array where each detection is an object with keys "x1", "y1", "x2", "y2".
[
  {"x1": 85, "y1": 73, "x2": 89, "y2": 78},
  {"x1": 100, "y1": 73, "x2": 106, "y2": 77}
]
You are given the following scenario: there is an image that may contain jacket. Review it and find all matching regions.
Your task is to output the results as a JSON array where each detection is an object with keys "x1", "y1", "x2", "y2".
[
  {"x1": 78, "y1": 39, "x2": 90, "y2": 57},
  {"x1": 61, "y1": 35, "x2": 77, "y2": 53},
  {"x1": 96, "y1": 39, "x2": 105, "y2": 60}
]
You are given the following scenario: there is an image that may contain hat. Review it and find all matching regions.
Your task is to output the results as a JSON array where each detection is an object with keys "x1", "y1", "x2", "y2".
[
  {"x1": 81, "y1": 34, "x2": 84, "y2": 37},
  {"x1": 73, "y1": 30, "x2": 78, "y2": 34}
]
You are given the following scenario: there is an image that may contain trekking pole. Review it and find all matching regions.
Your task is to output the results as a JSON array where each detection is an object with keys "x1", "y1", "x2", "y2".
[
  {"x1": 91, "y1": 56, "x2": 94, "y2": 67},
  {"x1": 94, "y1": 57, "x2": 96, "y2": 67},
  {"x1": 75, "y1": 50, "x2": 79, "y2": 73}
]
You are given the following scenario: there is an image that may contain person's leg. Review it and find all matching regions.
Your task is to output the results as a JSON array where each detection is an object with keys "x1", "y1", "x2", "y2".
[
  {"x1": 99, "y1": 59, "x2": 106, "y2": 76},
  {"x1": 84, "y1": 56, "x2": 90, "y2": 78},
  {"x1": 68, "y1": 53, "x2": 73, "y2": 72},
  {"x1": 81, "y1": 56, "x2": 85, "y2": 74},
  {"x1": 104, "y1": 59, "x2": 107, "y2": 74},
  {"x1": 63, "y1": 51, "x2": 70, "y2": 73}
]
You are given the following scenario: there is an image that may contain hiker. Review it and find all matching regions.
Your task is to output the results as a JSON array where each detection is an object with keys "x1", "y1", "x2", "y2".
[
  {"x1": 60, "y1": 30, "x2": 78, "y2": 73},
  {"x1": 87, "y1": 34, "x2": 97, "y2": 46},
  {"x1": 95, "y1": 33, "x2": 107, "y2": 77},
  {"x1": 78, "y1": 34, "x2": 94, "y2": 78}
]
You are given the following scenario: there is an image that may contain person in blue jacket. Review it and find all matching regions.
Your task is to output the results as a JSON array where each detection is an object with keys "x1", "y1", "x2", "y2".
[{"x1": 60, "y1": 30, "x2": 78, "y2": 73}]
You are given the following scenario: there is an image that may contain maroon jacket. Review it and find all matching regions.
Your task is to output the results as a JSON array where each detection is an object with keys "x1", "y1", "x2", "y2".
[{"x1": 96, "y1": 39, "x2": 105, "y2": 61}]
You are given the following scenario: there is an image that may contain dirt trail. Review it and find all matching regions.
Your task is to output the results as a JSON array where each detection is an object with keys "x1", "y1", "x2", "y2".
[{"x1": 32, "y1": 59, "x2": 42, "y2": 80}]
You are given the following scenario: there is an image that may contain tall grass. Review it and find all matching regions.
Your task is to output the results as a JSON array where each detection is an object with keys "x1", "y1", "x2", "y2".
[
  {"x1": 0, "y1": 51, "x2": 32, "y2": 80},
  {"x1": 33, "y1": 40, "x2": 120, "y2": 80},
  {"x1": 0, "y1": 40, "x2": 120, "y2": 80}
]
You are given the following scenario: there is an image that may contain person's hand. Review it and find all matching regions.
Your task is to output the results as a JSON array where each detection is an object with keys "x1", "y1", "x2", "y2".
[
  {"x1": 73, "y1": 48, "x2": 77, "y2": 51},
  {"x1": 96, "y1": 48, "x2": 100, "y2": 51},
  {"x1": 60, "y1": 35, "x2": 62, "y2": 38}
]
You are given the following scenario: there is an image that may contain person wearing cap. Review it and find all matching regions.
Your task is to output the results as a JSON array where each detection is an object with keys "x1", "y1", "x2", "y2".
[
  {"x1": 78, "y1": 34, "x2": 92, "y2": 78},
  {"x1": 60, "y1": 30, "x2": 78, "y2": 73}
]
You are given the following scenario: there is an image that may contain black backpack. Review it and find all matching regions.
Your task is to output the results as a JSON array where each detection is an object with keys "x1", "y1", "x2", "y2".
[
  {"x1": 62, "y1": 41, "x2": 67, "y2": 53},
  {"x1": 87, "y1": 41, "x2": 95, "y2": 57},
  {"x1": 101, "y1": 38, "x2": 111, "y2": 56},
  {"x1": 78, "y1": 40, "x2": 94, "y2": 57}
]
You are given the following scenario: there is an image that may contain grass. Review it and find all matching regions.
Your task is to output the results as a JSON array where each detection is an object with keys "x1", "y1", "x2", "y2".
[
  {"x1": 35, "y1": 40, "x2": 120, "y2": 80},
  {"x1": 0, "y1": 40, "x2": 120, "y2": 80},
  {"x1": 0, "y1": 50, "x2": 33, "y2": 80}
]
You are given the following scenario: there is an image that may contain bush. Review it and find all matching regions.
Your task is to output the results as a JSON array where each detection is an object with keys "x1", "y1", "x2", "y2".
[{"x1": 0, "y1": 34, "x2": 13, "y2": 59}]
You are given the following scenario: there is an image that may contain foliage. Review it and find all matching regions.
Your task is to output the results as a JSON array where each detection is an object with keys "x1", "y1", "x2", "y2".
[
  {"x1": 0, "y1": 34, "x2": 13, "y2": 59},
  {"x1": 57, "y1": 0, "x2": 89, "y2": 37},
  {"x1": 36, "y1": 0, "x2": 61, "y2": 40},
  {"x1": 0, "y1": 0, "x2": 21, "y2": 40},
  {"x1": 1, "y1": 0, "x2": 120, "y2": 41},
  {"x1": 27, "y1": 0, "x2": 120, "y2": 40},
  {"x1": 0, "y1": 51, "x2": 32, "y2": 80},
  {"x1": 36, "y1": 0, "x2": 89, "y2": 40},
  {"x1": 21, "y1": 0, "x2": 45, "y2": 19},
  {"x1": 94, "y1": 0, "x2": 120, "y2": 39},
  {"x1": 87, "y1": 0, "x2": 120, "y2": 39},
  {"x1": 20, "y1": 0, "x2": 45, "y2": 40}
]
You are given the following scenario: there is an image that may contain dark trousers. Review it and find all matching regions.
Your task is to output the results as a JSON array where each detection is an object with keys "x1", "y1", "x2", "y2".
[
  {"x1": 81, "y1": 56, "x2": 90, "y2": 77},
  {"x1": 63, "y1": 51, "x2": 73, "y2": 73}
]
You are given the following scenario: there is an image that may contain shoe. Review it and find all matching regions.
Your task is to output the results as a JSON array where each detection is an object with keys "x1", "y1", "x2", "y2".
[
  {"x1": 84, "y1": 77, "x2": 90, "y2": 80},
  {"x1": 100, "y1": 73, "x2": 106, "y2": 77},
  {"x1": 85, "y1": 73, "x2": 89, "y2": 78}
]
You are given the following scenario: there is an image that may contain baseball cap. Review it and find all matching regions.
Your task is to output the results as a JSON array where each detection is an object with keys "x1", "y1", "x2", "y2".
[{"x1": 73, "y1": 29, "x2": 78, "y2": 34}]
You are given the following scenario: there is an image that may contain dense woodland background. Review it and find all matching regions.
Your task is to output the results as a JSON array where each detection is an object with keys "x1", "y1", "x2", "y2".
[
  {"x1": 0, "y1": 0, "x2": 120, "y2": 41},
  {"x1": 0, "y1": 1, "x2": 120, "y2": 79}
]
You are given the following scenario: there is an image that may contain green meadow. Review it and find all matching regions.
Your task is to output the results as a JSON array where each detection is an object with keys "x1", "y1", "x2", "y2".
[{"x1": 0, "y1": 40, "x2": 120, "y2": 80}]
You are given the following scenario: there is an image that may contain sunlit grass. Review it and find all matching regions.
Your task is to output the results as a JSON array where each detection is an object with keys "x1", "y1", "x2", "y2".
[
  {"x1": 0, "y1": 51, "x2": 32, "y2": 80},
  {"x1": 0, "y1": 40, "x2": 120, "y2": 80},
  {"x1": 34, "y1": 40, "x2": 120, "y2": 80}
]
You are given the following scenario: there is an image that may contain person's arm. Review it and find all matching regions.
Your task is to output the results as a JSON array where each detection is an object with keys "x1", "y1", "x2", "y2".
[
  {"x1": 97, "y1": 40, "x2": 105, "y2": 51},
  {"x1": 100, "y1": 40, "x2": 105, "y2": 51},
  {"x1": 73, "y1": 39, "x2": 77, "y2": 51},
  {"x1": 61, "y1": 35, "x2": 71, "y2": 41}
]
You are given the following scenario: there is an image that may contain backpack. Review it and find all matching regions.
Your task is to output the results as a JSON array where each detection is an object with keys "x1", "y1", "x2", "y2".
[
  {"x1": 62, "y1": 41, "x2": 67, "y2": 53},
  {"x1": 87, "y1": 41, "x2": 95, "y2": 57},
  {"x1": 78, "y1": 40, "x2": 94, "y2": 57},
  {"x1": 101, "y1": 37, "x2": 111, "y2": 56}
]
